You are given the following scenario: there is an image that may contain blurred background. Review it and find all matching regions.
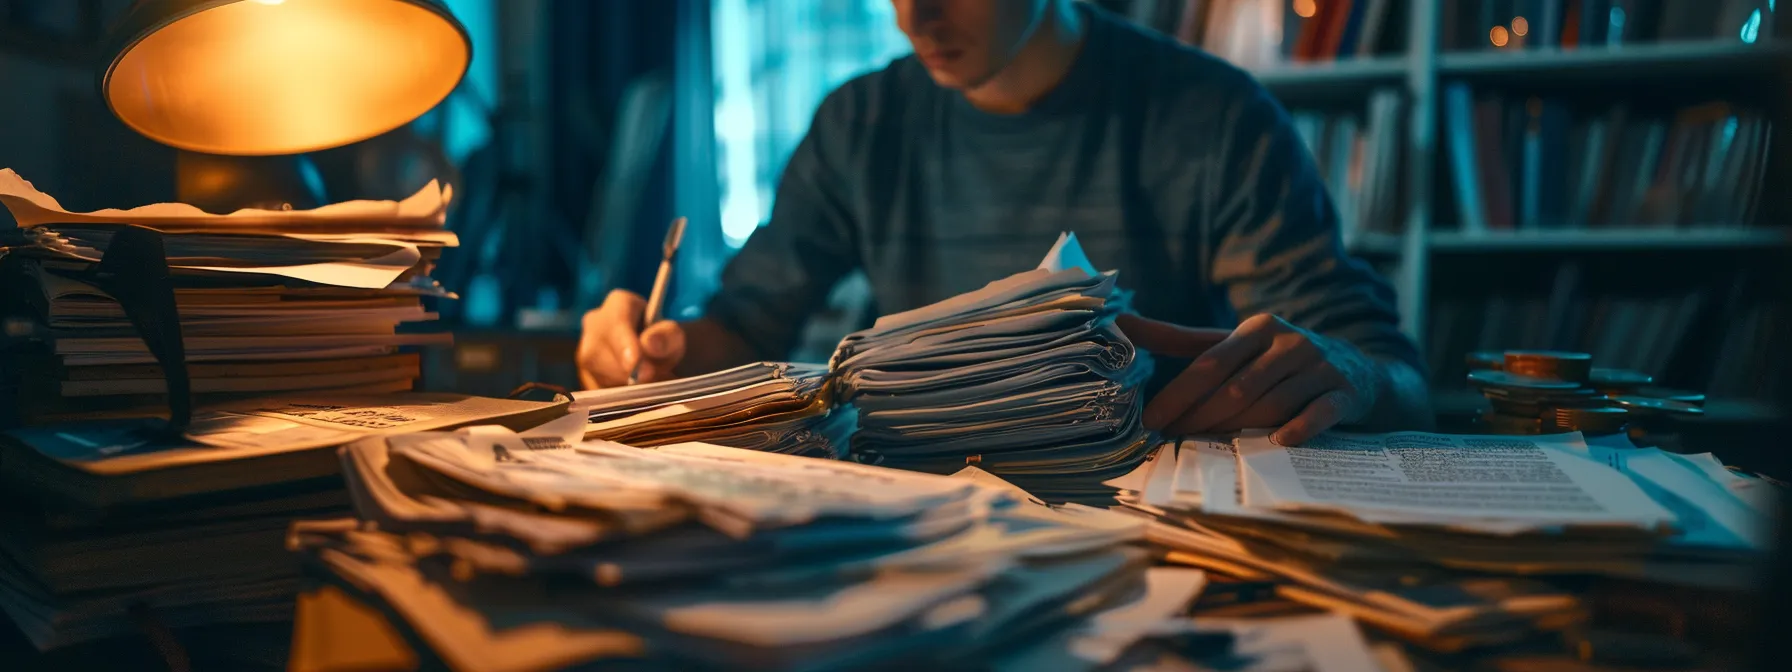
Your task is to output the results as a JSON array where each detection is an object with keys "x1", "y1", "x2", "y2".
[{"x1": 1, "y1": 0, "x2": 1786, "y2": 460}]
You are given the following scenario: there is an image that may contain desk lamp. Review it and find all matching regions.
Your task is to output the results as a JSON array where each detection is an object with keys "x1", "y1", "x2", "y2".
[
  {"x1": 81, "y1": 0, "x2": 470, "y2": 429},
  {"x1": 99, "y1": 0, "x2": 471, "y2": 156}
]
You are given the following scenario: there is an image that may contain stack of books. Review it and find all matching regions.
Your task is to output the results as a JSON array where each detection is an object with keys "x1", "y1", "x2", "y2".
[
  {"x1": 830, "y1": 234, "x2": 1155, "y2": 504},
  {"x1": 1290, "y1": 88, "x2": 1408, "y2": 242},
  {"x1": 0, "y1": 394, "x2": 567, "y2": 662},
  {"x1": 0, "y1": 168, "x2": 455, "y2": 423},
  {"x1": 1442, "y1": 0, "x2": 1774, "y2": 51},
  {"x1": 1441, "y1": 90, "x2": 1770, "y2": 233},
  {"x1": 1114, "y1": 429, "x2": 1775, "y2": 652},
  {"x1": 1173, "y1": 0, "x2": 1403, "y2": 69},
  {"x1": 289, "y1": 417, "x2": 1159, "y2": 671}
]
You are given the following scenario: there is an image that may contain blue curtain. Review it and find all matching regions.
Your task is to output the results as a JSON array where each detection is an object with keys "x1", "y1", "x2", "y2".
[{"x1": 671, "y1": 0, "x2": 726, "y2": 320}]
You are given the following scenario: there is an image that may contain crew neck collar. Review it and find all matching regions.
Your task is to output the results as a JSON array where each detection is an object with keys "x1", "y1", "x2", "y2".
[{"x1": 948, "y1": 2, "x2": 1108, "y2": 130}]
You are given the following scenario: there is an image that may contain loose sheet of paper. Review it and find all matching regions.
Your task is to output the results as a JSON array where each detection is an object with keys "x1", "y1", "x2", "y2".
[
  {"x1": 1039, "y1": 231, "x2": 1100, "y2": 275},
  {"x1": 1236, "y1": 431, "x2": 1676, "y2": 528},
  {"x1": 1, "y1": 168, "x2": 448, "y2": 228},
  {"x1": 1597, "y1": 447, "x2": 1767, "y2": 548},
  {"x1": 1185, "y1": 614, "x2": 1385, "y2": 672},
  {"x1": 1068, "y1": 567, "x2": 1207, "y2": 665}
]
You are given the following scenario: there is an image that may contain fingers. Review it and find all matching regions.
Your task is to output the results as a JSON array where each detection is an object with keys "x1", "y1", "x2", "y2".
[
  {"x1": 601, "y1": 293, "x2": 647, "y2": 374},
  {"x1": 1210, "y1": 369, "x2": 1333, "y2": 432},
  {"x1": 1271, "y1": 389, "x2": 1356, "y2": 446},
  {"x1": 633, "y1": 321, "x2": 687, "y2": 384},
  {"x1": 576, "y1": 291, "x2": 647, "y2": 389},
  {"x1": 1115, "y1": 314, "x2": 1231, "y2": 359},
  {"x1": 1165, "y1": 338, "x2": 1315, "y2": 435},
  {"x1": 1142, "y1": 316, "x2": 1281, "y2": 430}
]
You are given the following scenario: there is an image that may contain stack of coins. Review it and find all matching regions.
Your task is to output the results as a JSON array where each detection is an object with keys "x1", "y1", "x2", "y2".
[
  {"x1": 1503, "y1": 350, "x2": 1593, "y2": 383},
  {"x1": 1464, "y1": 351, "x2": 1705, "y2": 437},
  {"x1": 1549, "y1": 406, "x2": 1629, "y2": 435}
]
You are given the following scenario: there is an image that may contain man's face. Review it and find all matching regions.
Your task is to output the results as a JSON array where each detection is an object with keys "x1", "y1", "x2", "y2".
[{"x1": 893, "y1": 0, "x2": 1048, "y2": 90}]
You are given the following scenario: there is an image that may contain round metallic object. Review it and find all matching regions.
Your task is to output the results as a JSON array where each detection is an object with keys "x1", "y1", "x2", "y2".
[
  {"x1": 1634, "y1": 387, "x2": 1706, "y2": 407},
  {"x1": 1469, "y1": 369, "x2": 1584, "y2": 391},
  {"x1": 1610, "y1": 396, "x2": 1705, "y2": 417},
  {"x1": 1549, "y1": 406, "x2": 1629, "y2": 435},
  {"x1": 1589, "y1": 368, "x2": 1653, "y2": 391},
  {"x1": 1503, "y1": 350, "x2": 1593, "y2": 383},
  {"x1": 1480, "y1": 411, "x2": 1543, "y2": 435}
]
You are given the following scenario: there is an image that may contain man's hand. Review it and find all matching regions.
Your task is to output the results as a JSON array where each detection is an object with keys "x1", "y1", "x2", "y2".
[
  {"x1": 577, "y1": 290, "x2": 687, "y2": 389},
  {"x1": 1118, "y1": 313, "x2": 1385, "y2": 446}
]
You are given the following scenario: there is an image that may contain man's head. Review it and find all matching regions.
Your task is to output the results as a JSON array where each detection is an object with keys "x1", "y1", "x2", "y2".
[{"x1": 892, "y1": 0, "x2": 1061, "y2": 90}]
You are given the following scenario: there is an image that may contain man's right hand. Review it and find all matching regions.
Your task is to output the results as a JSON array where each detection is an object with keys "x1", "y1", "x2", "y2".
[{"x1": 577, "y1": 290, "x2": 687, "y2": 389}]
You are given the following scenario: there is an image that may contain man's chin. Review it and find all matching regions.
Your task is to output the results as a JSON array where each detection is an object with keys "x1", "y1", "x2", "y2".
[{"x1": 921, "y1": 66, "x2": 991, "y2": 91}]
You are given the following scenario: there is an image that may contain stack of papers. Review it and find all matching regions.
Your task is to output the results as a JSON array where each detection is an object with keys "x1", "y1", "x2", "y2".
[
  {"x1": 573, "y1": 362, "x2": 851, "y2": 458},
  {"x1": 1111, "y1": 430, "x2": 1777, "y2": 652},
  {"x1": 0, "y1": 393, "x2": 567, "y2": 655},
  {"x1": 290, "y1": 417, "x2": 1157, "y2": 671},
  {"x1": 0, "y1": 168, "x2": 455, "y2": 422},
  {"x1": 831, "y1": 234, "x2": 1154, "y2": 503}
]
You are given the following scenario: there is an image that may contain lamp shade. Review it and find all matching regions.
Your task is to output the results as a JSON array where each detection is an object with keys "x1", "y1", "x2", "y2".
[{"x1": 100, "y1": 0, "x2": 471, "y2": 156}]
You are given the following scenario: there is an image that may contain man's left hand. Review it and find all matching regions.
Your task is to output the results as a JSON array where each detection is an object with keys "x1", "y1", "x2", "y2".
[{"x1": 1117, "y1": 313, "x2": 1384, "y2": 446}]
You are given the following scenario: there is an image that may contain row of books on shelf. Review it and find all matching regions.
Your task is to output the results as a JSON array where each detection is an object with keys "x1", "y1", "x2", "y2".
[
  {"x1": 1444, "y1": 1, "x2": 1777, "y2": 53},
  {"x1": 1112, "y1": 0, "x2": 1405, "y2": 70},
  {"x1": 1428, "y1": 283, "x2": 1785, "y2": 403},
  {"x1": 1290, "y1": 88, "x2": 1406, "y2": 240},
  {"x1": 1443, "y1": 84, "x2": 1771, "y2": 233},
  {"x1": 1116, "y1": 1, "x2": 1779, "y2": 73}
]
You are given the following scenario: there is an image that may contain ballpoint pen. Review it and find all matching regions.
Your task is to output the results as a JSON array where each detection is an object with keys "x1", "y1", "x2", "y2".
[{"x1": 628, "y1": 217, "x2": 686, "y2": 385}]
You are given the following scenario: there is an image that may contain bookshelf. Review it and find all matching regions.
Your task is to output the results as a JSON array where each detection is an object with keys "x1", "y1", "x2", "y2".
[
  {"x1": 1439, "y1": 40, "x2": 1792, "y2": 80},
  {"x1": 1429, "y1": 226, "x2": 1792, "y2": 252},
  {"x1": 1118, "y1": 0, "x2": 1791, "y2": 429},
  {"x1": 1254, "y1": 55, "x2": 1408, "y2": 91}
]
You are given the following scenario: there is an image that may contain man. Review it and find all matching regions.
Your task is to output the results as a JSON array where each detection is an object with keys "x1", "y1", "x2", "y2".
[{"x1": 580, "y1": 0, "x2": 1432, "y2": 446}]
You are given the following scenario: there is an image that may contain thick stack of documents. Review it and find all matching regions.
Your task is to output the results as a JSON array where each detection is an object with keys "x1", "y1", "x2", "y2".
[
  {"x1": 831, "y1": 234, "x2": 1154, "y2": 503},
  {"x1": 289, "y1": 416, "x2": 1155, "y2": 671},
  {"x1": 574, "y1": 362, "x2": 850, "y2": 458},
  {"x1": 0, "y1": 168, "x2": 455, "y2": 422},
  {"x1": 1112, "y1": 430, "x2": 1778, "y2": 652},
  {"x1": 0, "y1": 394, "x2": 566, "y2": 656}
]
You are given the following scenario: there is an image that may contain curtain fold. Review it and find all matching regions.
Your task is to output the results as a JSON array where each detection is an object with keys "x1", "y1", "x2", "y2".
[{"x1": 671, "y1": 0, "x2": 725, "y2": 320}]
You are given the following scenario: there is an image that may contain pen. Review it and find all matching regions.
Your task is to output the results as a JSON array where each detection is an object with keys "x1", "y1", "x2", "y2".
[{"x1": 629, "y1": 217, "x2": 686, "y2": 385}]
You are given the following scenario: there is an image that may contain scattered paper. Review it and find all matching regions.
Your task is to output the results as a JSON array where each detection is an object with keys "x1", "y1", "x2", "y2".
[
  {"x1": 0, "y1": 168, "x2": 448, "y2": 228},
  {"x1": 1069, "y1": 568, "x2": 1208, "y2": 665},
  {"x1": 1678, "y1": 452, "x2": 1782, "y2": 518},
  {"x1": 1128, "y1": 614, "x2": 1384, "y2": 672},
  {"x1": 1039, "y1": 231, "x2": 1099, "y2": 276},
  {"x1": 1101, "y1": 440, "x2": 1169, "y2": 493},
  {"x1": 953, "y1": 465, "x2": 1045, "y2": 505},
  {"x1": 1599, "y1": 447, "x2": 1768, "y2": 548},
  {"x1": 1236, "y1": 431, "x2": 1676, "y2": 529},
  {"x1": 180, "y1": 243, "x2": 422, "y2": 289}
]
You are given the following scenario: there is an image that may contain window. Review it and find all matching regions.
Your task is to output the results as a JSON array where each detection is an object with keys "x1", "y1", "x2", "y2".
[{"x1": 710, "y1": 0, "x2": 911, "y2": 248}]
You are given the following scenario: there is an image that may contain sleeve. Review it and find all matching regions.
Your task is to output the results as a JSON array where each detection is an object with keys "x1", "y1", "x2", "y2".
[
  {"x1": 1201, "y1": 83, "x2": 1424, "y2": 372},
  {"x1": 702, "y1": 89, "x2": 862, "y2": 360}
]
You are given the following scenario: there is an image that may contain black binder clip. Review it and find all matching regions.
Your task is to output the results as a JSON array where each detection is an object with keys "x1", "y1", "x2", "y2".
[{"x1": 47, "y1": 225, "x2": 190, "y2": 437}]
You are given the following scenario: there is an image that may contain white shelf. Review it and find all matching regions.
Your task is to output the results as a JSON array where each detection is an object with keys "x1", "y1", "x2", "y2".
[
  {"x1": 1428, "y1": 227, "x2": 1792, "y2": 253},
  {"x1": 1440, "y1": 41, "x2": 1792, "y2": 81}
]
